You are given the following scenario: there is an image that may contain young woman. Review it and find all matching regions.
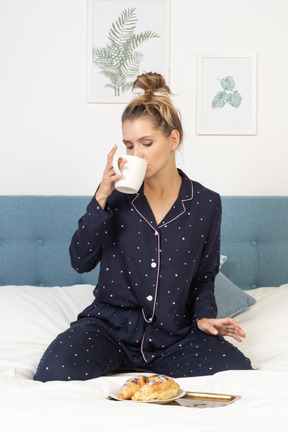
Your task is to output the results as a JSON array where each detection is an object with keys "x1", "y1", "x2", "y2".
[{"x1": 34, "y1": 73, "x2": 252, "y2": 382}]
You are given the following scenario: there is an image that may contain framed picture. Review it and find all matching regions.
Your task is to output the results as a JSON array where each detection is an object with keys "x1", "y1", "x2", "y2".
[
  {"x1": 87, "y1": 0, "x2": 170, "y2": 103},
  {"x1": 196, "y1": 53, "x2": 258, "y2": 135}
]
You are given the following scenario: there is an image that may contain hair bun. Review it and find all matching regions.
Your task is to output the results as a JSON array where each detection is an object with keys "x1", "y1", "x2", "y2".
[
  {"x1": 133, "y1": 72, "x2": 171, "y2": 97},
  {"x1": 122, "y1": 72, "x2": 183, "y2": 145}
]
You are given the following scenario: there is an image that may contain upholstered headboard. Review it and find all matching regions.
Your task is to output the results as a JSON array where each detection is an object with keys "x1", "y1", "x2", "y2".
[
  {"x1": 0, "y1": 196, "x2": 287, "y2": 289},
  {"x1": 220, "y1": 197, "x2": 288, "y2": 289}
]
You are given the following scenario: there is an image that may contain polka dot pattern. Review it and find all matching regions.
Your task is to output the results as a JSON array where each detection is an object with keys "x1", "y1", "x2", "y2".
[
  {"x1": 34, "y1": 171, "x2": 252, "y2": 381},
  {"x1": 69, "y1": 171, "x2": 221, "y2": 363}
]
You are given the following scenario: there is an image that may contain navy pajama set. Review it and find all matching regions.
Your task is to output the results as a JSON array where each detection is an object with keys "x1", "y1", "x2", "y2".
[{"x1": 34, "y1": 170, "x2": 252, "y2": 382}]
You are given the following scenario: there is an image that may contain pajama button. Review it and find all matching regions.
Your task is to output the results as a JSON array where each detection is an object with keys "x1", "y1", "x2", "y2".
[
  {"x1": 146, "y1": 295, "x2": 153, "y2": 301},
  {"x1": 151, "y1": 262, "x2": 157, "y2": 268}
]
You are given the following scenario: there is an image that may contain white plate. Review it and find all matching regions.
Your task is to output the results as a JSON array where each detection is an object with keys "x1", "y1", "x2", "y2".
[{"x1": 109, "y1": 388, "x2": 186, "y2": 404}]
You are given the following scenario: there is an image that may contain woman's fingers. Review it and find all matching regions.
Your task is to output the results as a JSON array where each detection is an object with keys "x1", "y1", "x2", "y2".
[{"x1": 197, "y1": 317, "x2": 246, "y2": 342}]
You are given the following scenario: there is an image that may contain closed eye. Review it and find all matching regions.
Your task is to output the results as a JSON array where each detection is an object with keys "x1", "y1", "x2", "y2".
[{"x1": 123, "y1": 142, "x2": 133, "y2": 150}]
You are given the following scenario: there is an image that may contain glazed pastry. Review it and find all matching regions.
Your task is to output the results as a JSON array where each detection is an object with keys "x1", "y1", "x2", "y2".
[
  {"x1": 118, "y1": 375, "x2": 149, "y2": 400},
  {"x1": 131, "y1": 375, "x2": 180, "y2": 401}
]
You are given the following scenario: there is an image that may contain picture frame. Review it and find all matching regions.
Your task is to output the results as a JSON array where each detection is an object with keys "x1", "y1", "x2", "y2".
[
  {"x1": 87, "y1": 0, "x2": 170, "y2": 104},
  {"x1": 196, "y1": 53, "x2": 258, "y2": 135}
]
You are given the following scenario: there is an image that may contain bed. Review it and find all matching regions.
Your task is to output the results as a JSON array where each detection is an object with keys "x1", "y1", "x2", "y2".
[{"x1": 0, "y1": 195, "x2": 288, "y2": 432}]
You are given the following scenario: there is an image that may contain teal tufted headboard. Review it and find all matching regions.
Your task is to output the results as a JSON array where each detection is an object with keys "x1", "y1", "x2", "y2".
[
  {"x1": 0, "y1": 196, "x2": 287, "y2": 289},
  {"x1": 221, "y1": 197, "x2": 288, "y2": 289}
]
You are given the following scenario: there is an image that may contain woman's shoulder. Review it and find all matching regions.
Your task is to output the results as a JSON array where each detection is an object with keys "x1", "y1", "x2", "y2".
[
  {"x1": 192, "y1": 180, "x2": 221, "y2": 202},
  {"x1": 179, "y1": 170, "x2": 221, "y2": 204}
]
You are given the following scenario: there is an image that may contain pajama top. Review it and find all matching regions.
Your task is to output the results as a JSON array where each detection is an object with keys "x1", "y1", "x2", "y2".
[{"x1": 69, "y1": 170, "x2": 222, "y2": 363}]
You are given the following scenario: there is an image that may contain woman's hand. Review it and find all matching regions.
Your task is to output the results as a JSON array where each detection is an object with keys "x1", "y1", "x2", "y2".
[
  {"x1": 95, "y1": 145, "x2": 126, "y2": 209},
  {"x1": 197, "y1": 317, "x2": 246, "y2": 342}
]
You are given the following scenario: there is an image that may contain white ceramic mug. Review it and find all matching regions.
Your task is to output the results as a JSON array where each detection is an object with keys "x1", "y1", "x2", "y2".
[{"x1": 113, "y1": 155, "x2": 147, "y2": 194}]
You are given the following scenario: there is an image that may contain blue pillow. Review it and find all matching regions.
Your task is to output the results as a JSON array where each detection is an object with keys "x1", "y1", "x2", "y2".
[
  {"x1": 219, "y1": 255, "x2": 227, "y2": 268},
  {"x1": 215, "y1": 272, "x2": 256, "y2": 318}
]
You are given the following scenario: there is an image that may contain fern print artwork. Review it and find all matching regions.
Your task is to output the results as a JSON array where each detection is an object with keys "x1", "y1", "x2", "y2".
[
  {"x1": 212, "y1": 76, "x2": 243, "y2": 109},
  {"x1": 92, "y1": 8, "x2": 159, "y2": 97}
]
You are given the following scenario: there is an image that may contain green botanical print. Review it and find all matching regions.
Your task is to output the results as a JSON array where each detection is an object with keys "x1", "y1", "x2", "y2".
[
  {"x1": 93, "y1": 8, "x2": 159, "y2": 97},
  {"x1": 212, "y1": 76, "x2": 242, "y2": 109}
]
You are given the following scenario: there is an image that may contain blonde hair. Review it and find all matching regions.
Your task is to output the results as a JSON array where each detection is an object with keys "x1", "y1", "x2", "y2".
[{"x1": 121, "y1": 72, "x2": 183, "y2": 144}]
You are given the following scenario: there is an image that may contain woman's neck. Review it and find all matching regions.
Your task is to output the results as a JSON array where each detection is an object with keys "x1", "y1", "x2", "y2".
[{"x1": 144, "y1": 160, "x2": 182, "y2": 194}]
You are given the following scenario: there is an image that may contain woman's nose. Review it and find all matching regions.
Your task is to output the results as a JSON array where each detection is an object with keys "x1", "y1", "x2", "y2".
[{"x1": 133, "y1": 147, "x2": 143, "y2": 158}]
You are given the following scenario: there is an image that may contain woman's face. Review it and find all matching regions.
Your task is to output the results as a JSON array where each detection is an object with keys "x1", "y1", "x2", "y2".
[{"x1": 122, "y1": 118, "x2": 179, "y2": 180}]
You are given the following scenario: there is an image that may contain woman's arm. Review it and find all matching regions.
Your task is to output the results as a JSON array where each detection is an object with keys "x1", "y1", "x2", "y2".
[
  {"x1": 189, "y1": 195, "x2": 222, "y2": 323},
  {"x1": 189, "y1": 195, "x2": 246, "y2": 342},
  {"x1": 69, "y1": 145, "x2": 124, "y2": 273},
  {"x1": 69, "y1": 197, "x2": 113, "y2": 273}
]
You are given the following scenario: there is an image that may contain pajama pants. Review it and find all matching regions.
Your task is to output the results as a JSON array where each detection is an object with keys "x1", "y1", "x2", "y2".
[{"x1": 34, "y1": 316, "x2": 252, "y2": 382}]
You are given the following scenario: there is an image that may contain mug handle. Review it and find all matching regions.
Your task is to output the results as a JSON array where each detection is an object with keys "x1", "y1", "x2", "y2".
[{"x1": 112, "y1": 156, "x2": 121, "y2": 175}]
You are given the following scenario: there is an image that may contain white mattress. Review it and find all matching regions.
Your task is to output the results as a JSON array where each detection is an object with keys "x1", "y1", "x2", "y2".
[{"x1": 1, "y1": 284, "x2": 288, "y2": 432}]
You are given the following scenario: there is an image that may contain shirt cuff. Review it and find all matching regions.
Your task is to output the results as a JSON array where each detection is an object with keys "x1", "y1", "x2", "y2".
[{"x1": 87, "y1": 195, "x2": 113, "y2": 220}]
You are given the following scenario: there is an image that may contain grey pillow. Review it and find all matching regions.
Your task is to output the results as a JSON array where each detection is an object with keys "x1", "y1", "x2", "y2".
[{"x1": 215, "y1": 272, "x2": 256, "y2": 318}]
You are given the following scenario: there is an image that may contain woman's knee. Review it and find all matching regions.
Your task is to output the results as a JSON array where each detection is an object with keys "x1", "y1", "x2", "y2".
[{"x1": 34, "y1": 322, "x2": 122, "y2": 382}]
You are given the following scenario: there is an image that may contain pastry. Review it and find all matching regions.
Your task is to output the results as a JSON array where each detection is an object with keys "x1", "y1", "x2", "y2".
[
  {"x1": 118, "y1": 374, "x2": 180, "y2": 401},
  {"x1": 131, "y1": 375, "x2": 180, "y2": 401},
  {"x1": 118, "y1": 375, "x2": 149, "y2": 400}
]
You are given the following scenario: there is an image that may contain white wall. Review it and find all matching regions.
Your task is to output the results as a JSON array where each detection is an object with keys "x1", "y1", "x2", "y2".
[{"x1": 1, "y1": 0, "x2": 288, "y2": 196}]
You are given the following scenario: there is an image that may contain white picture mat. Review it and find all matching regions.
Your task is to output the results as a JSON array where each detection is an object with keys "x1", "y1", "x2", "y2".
[
  {"x1": 197, "y1": 53, "x2": 257, "y2": 135},
  {"x1": 87, "y1": 0, "x2": 170, "y2": 103}
]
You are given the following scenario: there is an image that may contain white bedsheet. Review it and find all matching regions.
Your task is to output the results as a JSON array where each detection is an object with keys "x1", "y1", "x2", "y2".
[{"x1": 1, "y1": 284, "x2": 288, "y2": 432}]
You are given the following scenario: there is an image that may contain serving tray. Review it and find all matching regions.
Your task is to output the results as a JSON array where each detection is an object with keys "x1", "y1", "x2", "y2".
[
  {"x1": 170, "y1": 391, "x2": 241, "y2": 408},
  {"x1": 108, "y1": 389, "x2": 240, "y2": 408}
]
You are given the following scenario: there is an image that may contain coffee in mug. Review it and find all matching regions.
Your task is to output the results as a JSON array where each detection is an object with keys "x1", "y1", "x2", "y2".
[{"x1": 113, "y1": 155, "x2": 147, "y2": 194}]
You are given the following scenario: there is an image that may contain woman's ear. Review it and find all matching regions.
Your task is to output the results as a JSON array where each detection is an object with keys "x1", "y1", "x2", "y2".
[{"x1": 170, "y1": 129, "x2": 180, "y2": 151}]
